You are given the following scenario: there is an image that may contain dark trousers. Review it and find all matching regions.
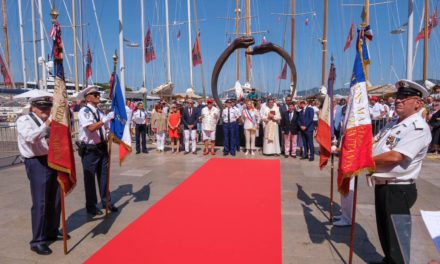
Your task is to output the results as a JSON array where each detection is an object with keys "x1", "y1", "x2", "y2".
[
  {"x1": 223, "y1": 122, "x2": 236, "y2": 155},
  {"x1": 135, "y1": 124, "x2": 148, "y2": 153},
  {"x1": 234, "y1": 123, "x2": 240, "y2": 151},
  {"x1": 302, "y1": 131, "x2": 315, "y2": 159},
  {"x1": 25, "y1": 156, "x2": 60, "y2": 246},
  {"x1": 375, "y1": 184, "x2": 417, "y2": 264},
  {"x1": 81, "y1": 144, "x2": 111, "y2": 211}
]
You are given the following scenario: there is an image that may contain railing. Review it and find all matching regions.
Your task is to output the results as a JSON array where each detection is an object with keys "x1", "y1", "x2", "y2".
[{"x1": 0, "y1": 125, "x2": 22, "y2": 168}]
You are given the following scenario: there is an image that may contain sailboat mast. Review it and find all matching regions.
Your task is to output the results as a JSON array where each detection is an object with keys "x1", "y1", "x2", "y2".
[
  {"x1": 193, "y1": 0, "x2": 206, "y2": 98},
  {"x1": 235, "y1": 0, "x2": 240, "y2": 82},
  {"x1": 245, "y1": 0, "x2": 251, "y2": 82},
  {"x1": 118, "y1": 0, "x2": 126, "y2": 98},
  {"x1": 423, "y1": 0, "x2": 428, "y2": 82},
  {"x1": 38, "y1": 0, "x2": 47, "y2": 90},
  {"x1": 31, "y1": 0, "x2": 39, "y2": 87},
  {"x1": 141, "y1": 0, "x2": 146, "y2": 89},
  {"x1": 406, "y1": 0, "x2": 414, "y2": 80},
  {"x1": 291, "y1": 0, "x2": 296, "y2": 96},
  {"x1": 72, "y1": 0, "x2": 79, "y2": 92},
  {"x1": 18, "y1": 0, "x2": 27, "y2": 88},
  {"x1": 321, "y1": 0, "x2": 327, "y2": 87},
  {"x1": 2, "y1": 0, "x2": 10, "y2": 72},
  {"x1": 187, "y1": 0, "x2": 194, "y2": 89},
  {"x1": 165, "y1": 0, "x2": 172, "y2": 83},
  {"x1": 291, "y1": 0, "x2": 295, "y2": 63},
  {"x1": 80, "y1": 0, "x2": 85, "y2": 86}
]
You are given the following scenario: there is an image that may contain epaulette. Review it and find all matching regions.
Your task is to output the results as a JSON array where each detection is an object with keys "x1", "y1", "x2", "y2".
[{"x1": 413, "y1": 119, "x2": 424, "y2": 130}]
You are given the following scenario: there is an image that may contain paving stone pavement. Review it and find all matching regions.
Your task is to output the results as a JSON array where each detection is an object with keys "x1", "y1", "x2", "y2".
[{"x1": 0, "y1": 145, "x2": 439, "y2": 264}]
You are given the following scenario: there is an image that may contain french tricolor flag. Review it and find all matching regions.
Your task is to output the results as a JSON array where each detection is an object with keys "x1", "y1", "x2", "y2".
[{"x1": 109, "y1": 73, "x2": 132, "y2": 164}]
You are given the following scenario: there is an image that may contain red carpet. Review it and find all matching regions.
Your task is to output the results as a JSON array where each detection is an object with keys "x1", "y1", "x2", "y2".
[{"x1": 86, "y1": 158, "x2": 281, "y2": 264}]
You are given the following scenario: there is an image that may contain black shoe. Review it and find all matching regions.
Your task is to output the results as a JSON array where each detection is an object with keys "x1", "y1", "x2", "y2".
[
  {"x1": 87, "y1": 207, "x2": 103, "y2": 216},
  {"x1": 184, "y1": 151, "x2": 190, "y2": 155},
  {"x1": 31, "y1": 244, "x2": 52, "y2": 255},
  {"x1": 223, "y1": 153, "x2": 229, "y2": 156},
  {"x1": 108, "y1": 204, "x2": 118, "y2": 212},
  {"x1": 284, "y1": 154, "x2": 289, "y2": 158},
  {"x1": 192, "y1": 151, "x2": 197, "y2": 155},
  {"x1": 231, "y1": 153, "x2": 236, "y2": 156},
  {"x1": 309, "y1": 157, "x2": 314, "y2": 161},
  {"x1": 142, "y1": 150, "x2": 148, "y2": 153},
  {"x1": 300, "y1": 156, "x2": 308, "y2": 160},
  {"x1": 291, "y1": 155, "x2": 297, "y2": 159},
  {"x1": 48, "y1": 230, "x2": 71, "y2": 241},
  {"x1": 136, "y1": 151, "x2": 140, "y2": 154}
]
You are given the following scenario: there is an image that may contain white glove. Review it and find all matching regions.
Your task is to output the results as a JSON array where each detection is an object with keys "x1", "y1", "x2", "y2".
[
  {"x1": 331, "y1": 145, "x2": 337, "y2": 153},
  {"x1": 102, "y1": 111, "x2": 115, "y2": 123}
]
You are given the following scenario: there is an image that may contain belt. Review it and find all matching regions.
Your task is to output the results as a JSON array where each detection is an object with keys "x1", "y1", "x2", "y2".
[
  {"x1": 224, "y1": 121, "x2": 237, "y2": 124},
  {"x1": 374, "y1": 178, "x2": 415, "y2": 185},
  {"x1": 25, "y1": 155, "x2": 48, "y2": 160}
]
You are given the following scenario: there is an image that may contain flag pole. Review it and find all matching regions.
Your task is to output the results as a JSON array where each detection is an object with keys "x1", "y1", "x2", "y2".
[
  {"x1": 329, "y1": 55, "x2": 335, "y2": 221},
  {"x1": 49, "y1": 7, "x2": 68, "y2": 254},
  {"x1": 59, "y1": 180, "x2": 68, "y2": 254},
  {"x1": 106, "y1": 51, "x2": 118, "y2": 217},
  {"x1": 348, "y1": 176, "x2": 359, "y2": 264}
]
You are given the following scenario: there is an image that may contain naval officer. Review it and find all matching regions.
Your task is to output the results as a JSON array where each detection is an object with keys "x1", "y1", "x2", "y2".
[
  {"x1": 17, "y1": 93, "x2": 69, "y2": 255},
  {"x1": 78, "y1": 86, "x2": 118, "y2": 216},
  {"x1": 369, "y1": 80, "x2": 431, "y2": 264}
]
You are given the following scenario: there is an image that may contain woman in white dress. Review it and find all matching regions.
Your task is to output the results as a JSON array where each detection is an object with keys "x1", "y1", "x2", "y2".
[
  {"x1": 260, "y1": 98, "x2": 281, "y2": 155},
  {"x1": 242, "y1": 100, "x2": 260, "y2": 155}
]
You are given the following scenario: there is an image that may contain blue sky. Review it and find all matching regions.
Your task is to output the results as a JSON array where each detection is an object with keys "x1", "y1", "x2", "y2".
[{"x1": 1, "y1": 0, "x2": 440, "y2": 96}]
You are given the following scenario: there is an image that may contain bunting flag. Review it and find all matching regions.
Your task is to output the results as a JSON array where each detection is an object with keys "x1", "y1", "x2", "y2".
[
  {"x1": 262, "y1": 36, "x2": 267, "y2": 44},
  {"x1": 416, "y1": 7, "x2": 438, "y2": 42},
  {"x1": 144, "y1": 27, "x2": 156, "y2": 64},
  {"x1": 0, "y1": 54, "x2": 11, "y2": 86},
  {"x1": 177, "y1": 29, "x2": 181, "y2": 41},
  {"x1": 85, "y1": 46, "x2": 92, "y2": 81},
  {"x1": 337, "y1": 25, "x2": 375, "y2": 195},
  {"x1": 109, "y1": 73, "x2": 132, "y2": 164},
  {"x1": 316, "y1": 62, "x2": 336, "y2": 169},
  {"x1": 48, "y1": 21, "x2": 77, "y2": 194},
  {"x1": 276, "y1": 63, "x2": 287, "y2": 80},
  {"x1": 343, "y1": 23, "x2": 355, "y2": 51},
  {"x1": 305, "y1": 18, "x2": 309, "y2": 26},
  {"x1": 192, "y1": 32, "x2": 202, "y2": 67}
]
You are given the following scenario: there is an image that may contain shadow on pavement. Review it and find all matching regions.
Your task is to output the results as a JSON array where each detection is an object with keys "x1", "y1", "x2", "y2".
[
  {"x1": 296, "y1": 184, "x2": 383, "y2": 263},
  {"x1": 65, "y1": 182, "x2": 151, "y2": 253}
]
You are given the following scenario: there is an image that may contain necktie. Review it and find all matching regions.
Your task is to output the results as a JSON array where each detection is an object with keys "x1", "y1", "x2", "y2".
[
  {"x1": 96, "y1": 109, "x2": 105, "y2": 143},
  {"x1": 228, "y1": 108, "x2": 230, "y2": 123}
]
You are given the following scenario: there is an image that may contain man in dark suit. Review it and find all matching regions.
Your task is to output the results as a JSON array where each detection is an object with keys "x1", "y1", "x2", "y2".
[
  {"x1": 298, "y1": 100, "x2": 315, "y2": 161},
  {"x1": 281, "y1": 102, "x2": 299, "y2": 158},
  {"x1": 182, "y1": 99, "x2": 200, "y2": 154}
]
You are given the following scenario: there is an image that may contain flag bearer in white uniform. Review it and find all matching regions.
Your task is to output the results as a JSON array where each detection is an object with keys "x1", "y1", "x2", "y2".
[{"x1": 369, "y1": 80, "x2": 431, "y2": 264}]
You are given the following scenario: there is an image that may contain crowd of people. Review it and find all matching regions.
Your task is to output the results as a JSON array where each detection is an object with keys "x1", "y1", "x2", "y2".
[{"x1": 123, "y1": 95, "x2": 323, "y2": 161}]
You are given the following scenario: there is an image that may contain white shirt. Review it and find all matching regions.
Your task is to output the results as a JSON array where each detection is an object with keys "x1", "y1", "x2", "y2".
[
  {"x1": 125, "y1": 106, "x2": 133, "y2": 127},
  {"x1": 312, "y1": 106, "x2": 319, "y2": 121},
  {"x1": 132, "y1": 109, "x2": 148, "y2": 125},
  {"x1": 201, "y1": 106, "x2": 220, "y2": 131},
  {"x1": 221, "y1": 107, "x2": 240, "y2": 123},
  {"x1": 372, "y1": 112, "x2": 431, "y2": 181},
  {"x1": 242, "y1": 108, "x2": 260, "y2": 129},
  {"x1": 371, "y1": 102, "x2": 384, "y2": 120},
  {"x1": 16, "y1": 113, "x2": 50, "y2": 158},
  {"x1": 78, "y1": 103, "x2": 108, "y2": 144}
]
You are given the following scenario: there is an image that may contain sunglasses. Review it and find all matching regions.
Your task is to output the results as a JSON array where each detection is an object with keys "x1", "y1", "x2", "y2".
[{"x1": 89, "y1": 92, "x2": 100, "y2": 97}]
